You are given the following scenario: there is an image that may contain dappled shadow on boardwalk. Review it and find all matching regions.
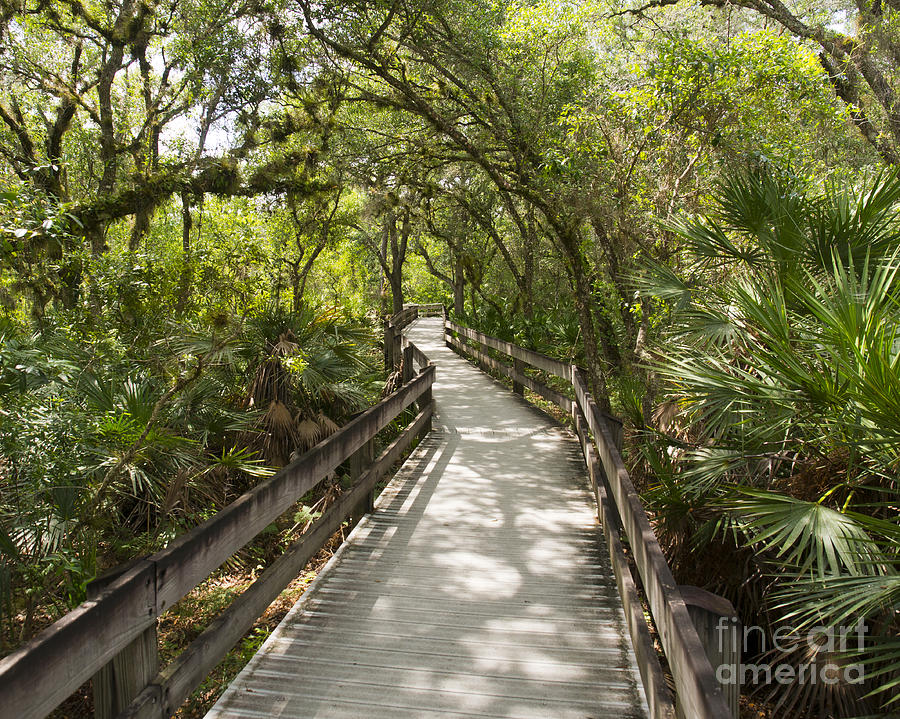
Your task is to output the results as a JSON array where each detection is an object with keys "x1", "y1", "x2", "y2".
[{"x1": 205, "y1": 318, "x2": 648, "y2": 719}]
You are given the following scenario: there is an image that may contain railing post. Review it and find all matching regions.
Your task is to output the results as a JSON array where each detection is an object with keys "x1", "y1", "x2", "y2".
[
  {"x1": 392, "y1": 328, "x2": 402, "y2": 371},
  {"x1": 349, "y1": 438, "x2": 376, "y2": 524},
  {"x1": 402, "y1": 344, "x2": 414, "y2": 385},
  {"x1": 383, "y1": 319, "x2": 393, "y2": 373},
  {"x1": 605, "y1": 413, "x2": 624, "y2": 453},
  {"x1": 678, "y1": 586, "x2": 741, "y2": 719},
  {"x1": 471, "y1": 337, "x2": 487, "y2": 373},
  {"x1": 419, "y1": 384, "x2": 433, "y2": 437},
  {"x1": 88, "y1": 569, "x2": 159, "y2": 719},
  {"x1": 512, "y1": 357, "x2": 524, "y2": 396}
]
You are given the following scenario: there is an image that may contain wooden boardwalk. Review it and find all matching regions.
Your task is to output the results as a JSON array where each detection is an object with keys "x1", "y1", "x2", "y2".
[{"x1": 205, "y1": 317, "x2": 649, "y2": 719}]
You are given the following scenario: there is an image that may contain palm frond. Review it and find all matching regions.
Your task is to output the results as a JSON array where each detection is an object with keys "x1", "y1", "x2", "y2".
[{"x1": 725, "y1": 490, "x2": 882, "y2": 578}]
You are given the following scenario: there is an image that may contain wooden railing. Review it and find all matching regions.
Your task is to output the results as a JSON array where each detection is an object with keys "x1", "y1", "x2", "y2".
[
  {"x1": 404, "y1": 302, "x2": 445, "y2": 317},
  {"x1": 0, "y1": 337, "x2": 436, "y2": 719},
  {"x1": 383, "y1": 303, "x2": 445, "y2": 370},
  {"x1": 445, "y1": 320, "x2": 739, "y2": 719}
]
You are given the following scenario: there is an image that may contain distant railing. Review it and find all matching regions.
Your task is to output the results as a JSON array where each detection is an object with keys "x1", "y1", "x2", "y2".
[
  {"x1": 383, "y1": 303, "x2": 445, "y2": 370},
  {"x1": 404, "y1": 302, "x2": 445, "y2": 318},
  {"x1": 0, "y1": 336, "x2": 436, "y2": 719},
  {"x1": 445, "y1": 320, "x2": 739, "y2": 719}
]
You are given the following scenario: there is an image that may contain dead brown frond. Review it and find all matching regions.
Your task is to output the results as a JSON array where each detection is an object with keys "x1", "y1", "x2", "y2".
[
  {"x1": 652, "y1": 399, "x2": 679, "y2": 434},
  {"x1": 759, "y1": 631, "x2": 876, "y2": 719},
  {"x1": 163, "y1": 467, "x2": 192, "y2": 516},
  {"x1": 295, "y1": 416, "x2": 322, "y2": 453},
  {"x1": 781, "y1": 449, "x2": 851, "y2": 504},
  {"x1": 316, "y1": 413, "x2": 339, "y2": 437},
  {"x1": 272, "y1": 330, "x2": 298, "y2": 357},
  {"x1": 262, "y1": 400, "x2": 299, "y2": 466},
  {"x1": 247, "y1": 359, "x2": 291, "y2": 408},
  {"x1": 382, "y1": 368, "x2": 402, "y2": 397}
]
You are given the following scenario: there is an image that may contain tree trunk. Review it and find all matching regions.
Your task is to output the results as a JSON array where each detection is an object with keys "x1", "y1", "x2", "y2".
[
  {"x1": 558, "y1": 225, "x2": 612, "y2": 412},
  {"x1": 390, "y1": 270, "x2": 404, "y2": 315},
  {"x1": 389, "y1": 215, "x2": 403, "y2": 315},
  {"x1": 453, "y1": 255, "x2": 465, "y2": 316},
  {"x1": 522, "y1": 206, "x2": 537, "y2": 319},
  {"x1": 389, "y1": 208, "x2": 409, "y2": 315},
  {"x1": 635, "y1": 295, "x2": 654, "y2": 429},
  {"x1": 174, "y1": 192, "x2": 194, "y2": 314}
]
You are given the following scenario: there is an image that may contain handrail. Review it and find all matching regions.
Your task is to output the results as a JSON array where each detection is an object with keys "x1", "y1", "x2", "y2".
[
  {"x1": 0, "y1": 339, "x2": 437, "y2": 719},
  {"x1": 444, "y1": 319, "x2": 734, "y2": 719},
  {"x1": 390, "y1": 306, "x2": 418, "y2": 330}
]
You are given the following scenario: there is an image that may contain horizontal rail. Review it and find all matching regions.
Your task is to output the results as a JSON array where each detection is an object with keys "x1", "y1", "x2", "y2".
[
  {"x1": 573, "y1": 370, "x2": 728, "y2": 719},
  {"x1": 446, "y1": 320, "x2": 572, "y2": 380},
  {"x1": 405, "y1": 302, "x2": 445, "y2": 317},
  {"x1": 388, "y1": 306, "x2": 418, "y2": 331},
  {"x1": 153, "y1": 368, "x2": 433, "y2": 611},
  {"x1": 0, "y1": 355, "x2": 436, "y2": 719},
  {"x1": 445, "y1": 320, "x2": 732, "y2": 719},
  {"x1": 401, "y1": 334, "x2": 431, "y2": 371},
  {"x1": 0, "y1": 561, "x2": 157, "y2": 719},
  {"x1": 445, "y1": 332, "x2": 574, "y2": 413}
]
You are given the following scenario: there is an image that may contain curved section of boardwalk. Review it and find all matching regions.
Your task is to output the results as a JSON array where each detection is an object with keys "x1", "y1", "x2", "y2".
[{"x1": 206, "y1": 318, "x2": 648, "y2": 719}]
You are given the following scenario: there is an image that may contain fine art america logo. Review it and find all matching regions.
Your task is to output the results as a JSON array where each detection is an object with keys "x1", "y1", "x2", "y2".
[{"x1": 715, "y1": 618, "x2": 868, "y2": 686}]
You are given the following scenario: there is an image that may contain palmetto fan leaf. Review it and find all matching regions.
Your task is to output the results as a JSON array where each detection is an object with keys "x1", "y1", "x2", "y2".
[
  {"x1": 774, "y1": 572, "x2": 900, "y2": 709},
  {"x1": 725, "y1": 490, "x2": 882, "y2": 578},
  {"x1": 636, "y1": 261, "x2": 695, "y2": 312},
  {"x1": 666, "y1": 214, "x2": 767, "y2": 267},
  {"x1": 669, "y1": 167, "x2": 900, "y2": 279},
  {"x1": 645, "y1": 166, "x2": 900, "y2": 716},
  {"x1": 776, "y1": 573, "x2": 900, "y2": 628},
  {"x1": 810, "y1": 170, "x2": 900, "y2": 271},
  {"x1": 237, "y1": 304, "x2": 377, "y2": 465}
]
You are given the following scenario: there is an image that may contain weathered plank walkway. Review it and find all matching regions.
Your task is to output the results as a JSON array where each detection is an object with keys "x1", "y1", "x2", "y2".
[{"x1": 205, "y1": 317, "x2": 649, "y2": 719}]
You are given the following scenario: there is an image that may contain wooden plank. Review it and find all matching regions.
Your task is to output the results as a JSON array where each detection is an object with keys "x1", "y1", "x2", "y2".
[
  {"x1": 349, "y1": 438, "x2": 376, "y2": 523},
  {"x1": 402, "y1": 344, "x2": 414, "y2": 385},
  {"x1": 400, "y1": 334, "x2": 430, "y2": 371},
  {"x1": 152, "y1": 366, "x2": 435, "y2": 613},
  {"x1": 91, "y1": 625, "x2": 158, "y2": 719},
  {"x1": 207, "y1": 320, "x2": 648, "y2": 718},
  {"x1": 0, "y1": 561, "x2": 156, "y2": 719},
  {"x1": 123, "y1": 404, "x2": 434, "y2": 719},
  {"x1": 445, "y1": 321, "x2": 572, "y2": 381},
  {"x1": 573, "y1": 410, "x2": 675, "y2": 719},
  {"x1": 445, "y1": 322, "x2": 725, "y2": 716},
  {"x1": 411, "y1": 345, "x2": 430, "y2": 371},
  {"x1": 390, "y1": 307, "x2": 418, "y2": 331},
  {"x1": 572, "y1": 367, "x2": 623, "y2": 449},
  {"x1": 392, "y1": 330, "x2": 402, "y2": 370},
  {"x1": 86, "y1": 562, "x2": 160, "y2": 719},
  {"x1": 571, "y1": 372, "x2": 731, "y2": 719},
  {"x1": 384, "y1": 321, "x2": 394, "y2": 371},
  {"x1": 512, "y1": 357, "x2": 524, "y2": 395}
]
